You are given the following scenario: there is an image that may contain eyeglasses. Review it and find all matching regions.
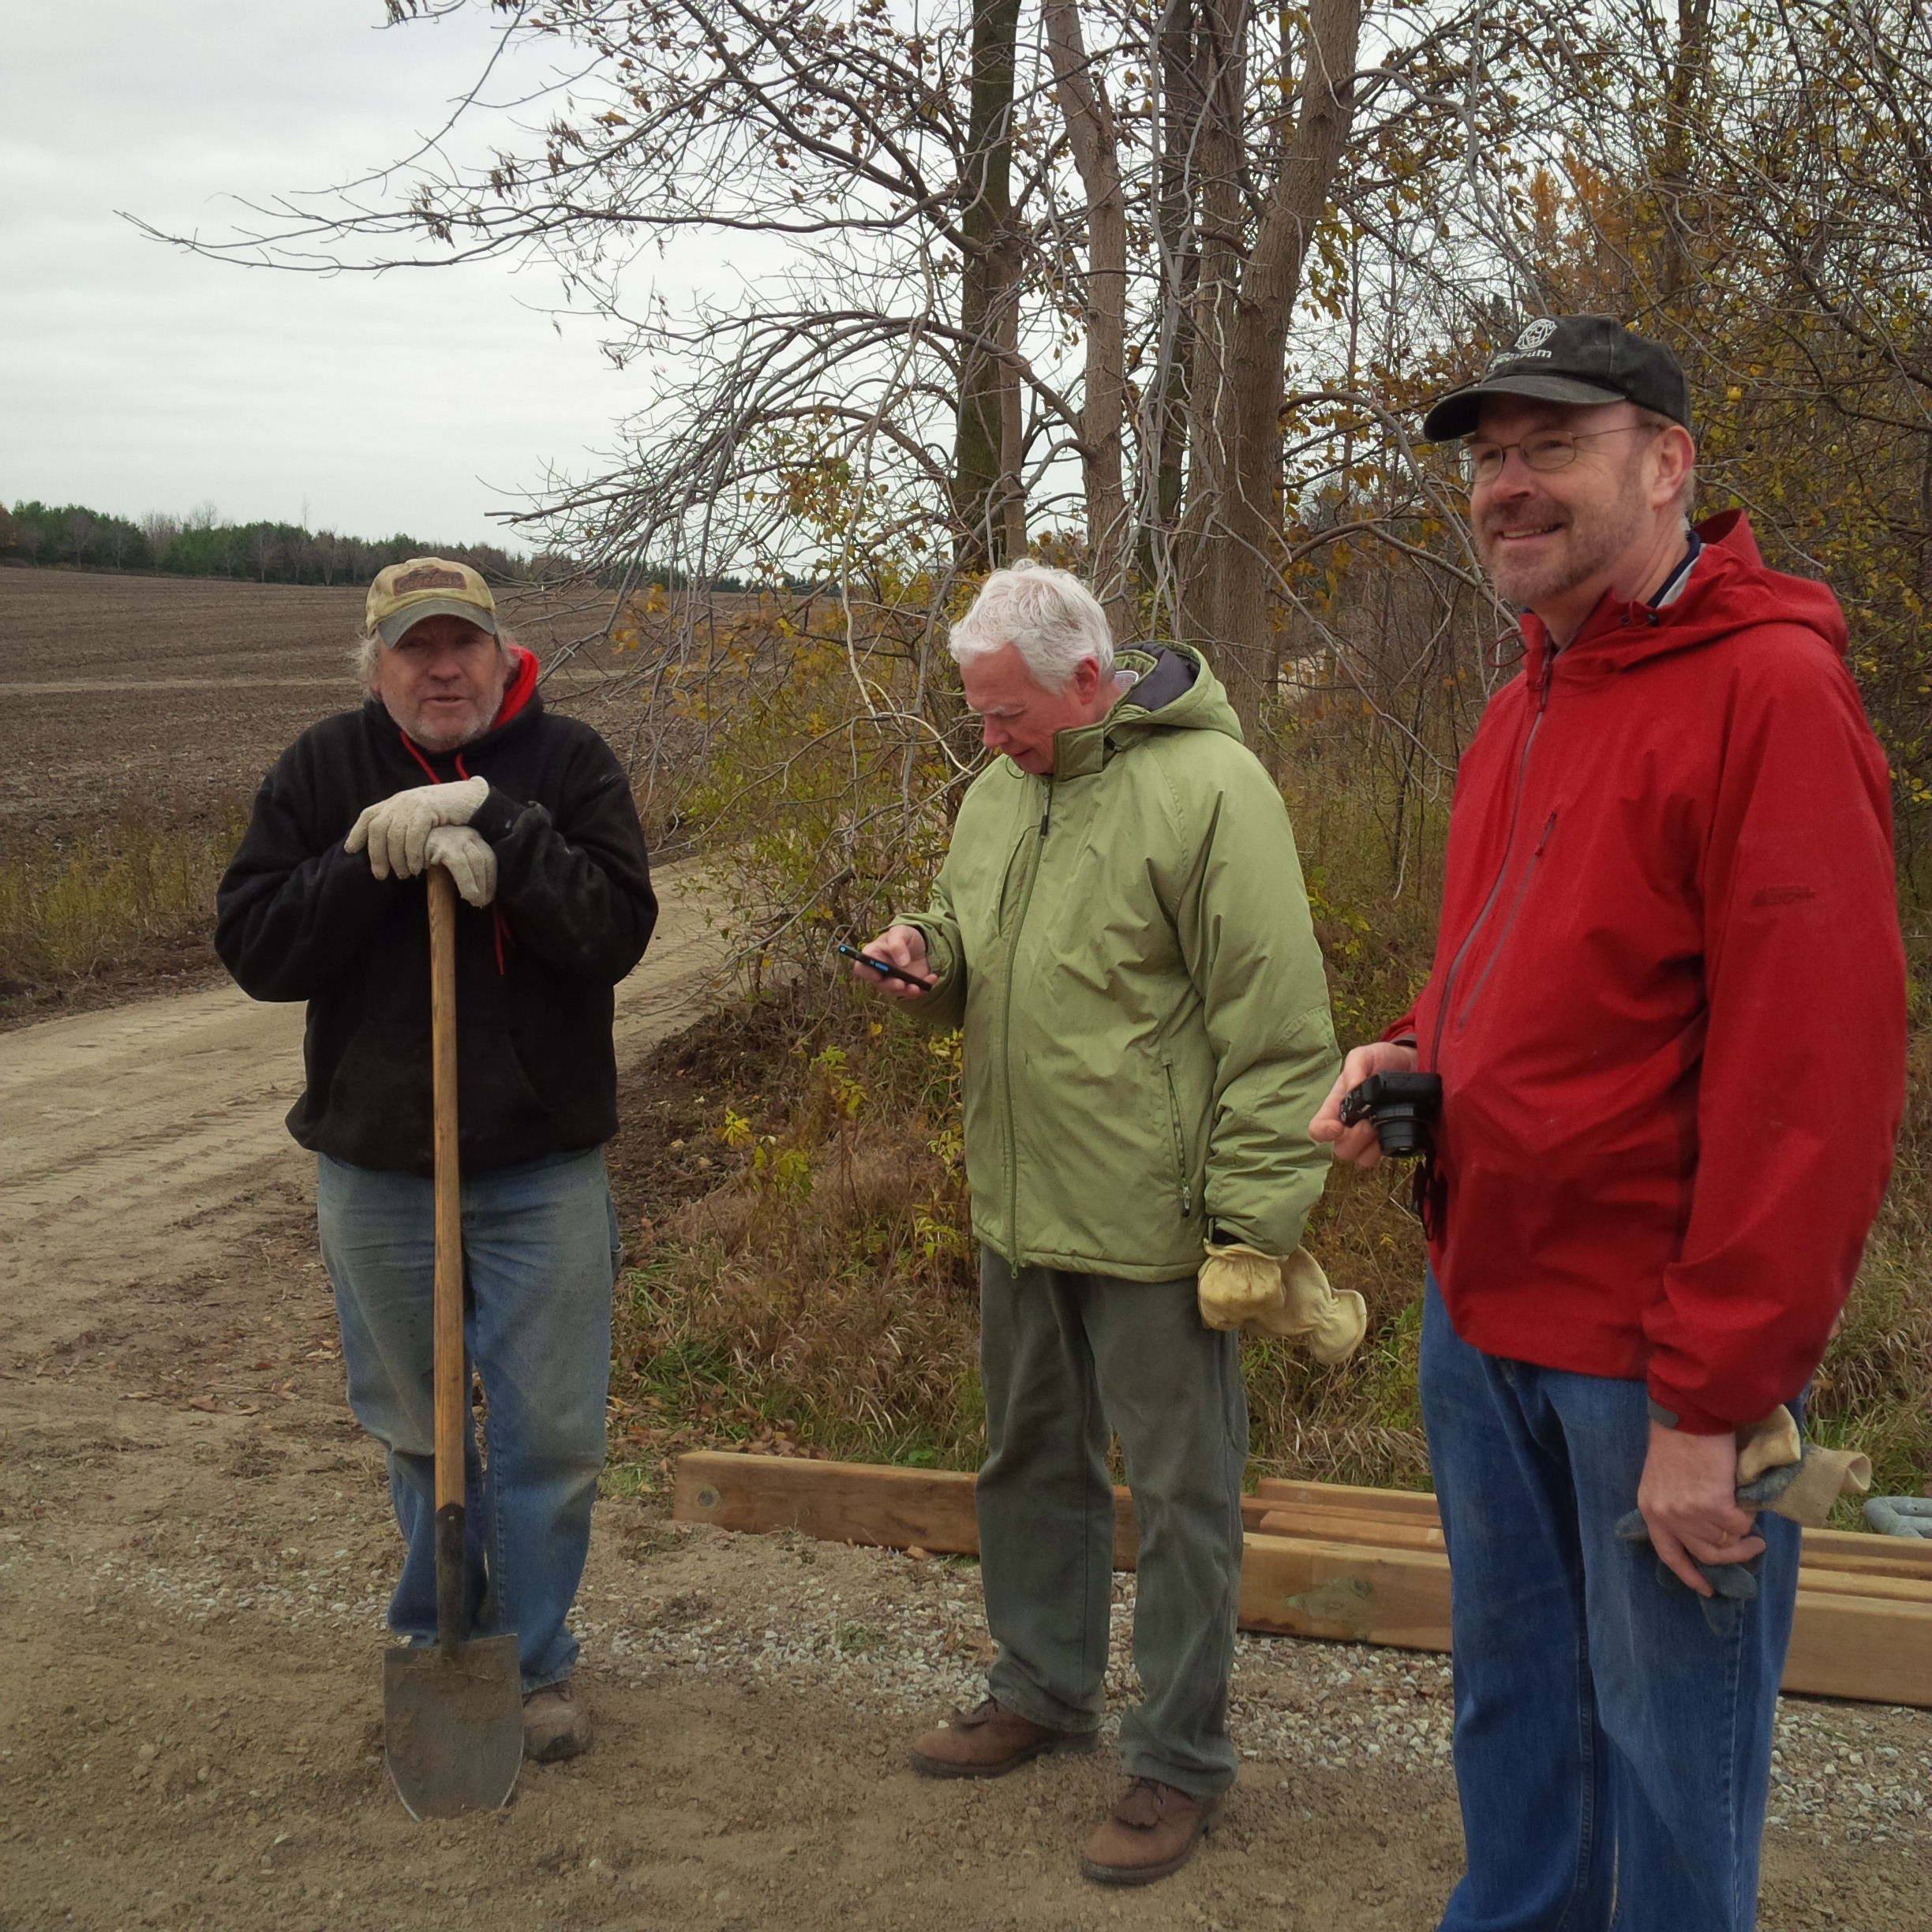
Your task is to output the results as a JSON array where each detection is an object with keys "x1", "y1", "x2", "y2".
[{"x1": 1459, "y1": 423, "x2": 1656, "y2": 485}]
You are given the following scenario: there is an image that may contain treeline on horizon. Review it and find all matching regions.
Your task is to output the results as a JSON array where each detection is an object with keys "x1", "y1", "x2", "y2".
[{"x1": 0, "y1": 498, "x2": 795, "y2": 594}]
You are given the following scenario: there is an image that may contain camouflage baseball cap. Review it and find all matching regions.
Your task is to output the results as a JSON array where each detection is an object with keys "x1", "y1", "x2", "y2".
[{"x1": 365, "y1": 557, "x2": 498, "y2": 647}]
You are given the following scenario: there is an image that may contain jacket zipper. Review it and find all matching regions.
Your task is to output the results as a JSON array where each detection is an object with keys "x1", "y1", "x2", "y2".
[
  {"x1": 997, "y1": 775, "x2": 1052, "y2": 1258},
  {"x1": 1453, "y1": 810, "x2": 1558, "y2": 1034},
  {"x1": 1162, "y1": 1058, "x2": 1194, "y2": 1220},
  {"x1": 1429, "y1": 654, "x2": 1555, "y2": 1069}
]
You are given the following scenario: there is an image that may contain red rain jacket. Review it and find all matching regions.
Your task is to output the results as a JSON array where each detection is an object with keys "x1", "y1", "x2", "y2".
[{"x1": 1390, "y1": 511, "x2": 1906, "y2": 1432}]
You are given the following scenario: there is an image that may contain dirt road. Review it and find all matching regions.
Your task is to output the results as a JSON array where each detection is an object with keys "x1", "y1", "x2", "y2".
[
  {"x1": 2, "y1": 877, "x2": 1926, "y2": 1930},
  {"x1": 0, "y1": 872, "x2": 724, "y2": 1346}
]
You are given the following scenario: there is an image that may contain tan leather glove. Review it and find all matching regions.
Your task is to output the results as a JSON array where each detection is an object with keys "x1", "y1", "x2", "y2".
[
  {"x1": 345, "y1": 773, "x2": 489, "y2": 880},
  {"x1": 423, "y1": 825, "x2": 497, "y2": 908},
  {"x1": 1735, "y1": 1404, "x2": 1870, "y2": 1528},
  {"x1": 1196, "y1": 1243, "x2": 1368, "y2": 1365},
  {"x1": 1196, "y1": 1242, "x2": 1283, "y2": 1331},
  {"x1": 1251, "y1": 1249, "x2": 1368, "y2": 1365}
]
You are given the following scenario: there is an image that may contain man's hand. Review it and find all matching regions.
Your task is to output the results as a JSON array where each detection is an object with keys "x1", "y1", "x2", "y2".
[
  {"x1": 1638, "y1": 1421, "x2": 1763, "y2": 1595},
  {"x1": 424, "y1": 825, "x2": 496, "y2": 908},
  {"x1": 849, "y1": 924, "x2": 934, "y2": 999},
  {"x1": 1309, "y1": 1041, "x2": 1419, "y2": 1169},
  {"x1": 345, "y1": 774, "x2": 489, "y2": 881}
]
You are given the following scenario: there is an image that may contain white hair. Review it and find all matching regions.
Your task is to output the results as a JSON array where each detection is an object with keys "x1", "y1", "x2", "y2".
[{"x1": 948, "y1": 560, "x2": 1114, "y2": 691}]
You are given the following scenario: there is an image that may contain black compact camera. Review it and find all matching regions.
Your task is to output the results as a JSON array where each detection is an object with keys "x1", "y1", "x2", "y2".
[{"x1": 1338, "y1": 1071, "x2": 1443, "y2": 1160}]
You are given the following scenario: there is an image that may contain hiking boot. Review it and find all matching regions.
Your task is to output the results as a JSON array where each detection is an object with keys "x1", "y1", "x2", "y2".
[
  {"x1": 522, "y1": 1679, "x2": 590, "y2": 1762},
  {"x1": 1080, "y1": 1777, "x2": 1223, "y2": 1885},
  {"x1": 907, "y1": 1698, "x2": 1097, "y2": 1779}
]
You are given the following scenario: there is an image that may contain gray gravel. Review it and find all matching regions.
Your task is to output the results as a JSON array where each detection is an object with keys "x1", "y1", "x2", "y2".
[
  {"x1": 579, "y1": 1526, "x2": 1930, "y2": 1849},
  {"x1": 28, "y1": 1513, "x2": 1929, "y2": 1852}
]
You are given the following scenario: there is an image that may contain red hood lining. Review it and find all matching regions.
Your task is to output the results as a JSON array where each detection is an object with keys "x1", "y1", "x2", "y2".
[{"x1": 492, "y1": 643, "x2": 540, "y2": 728}]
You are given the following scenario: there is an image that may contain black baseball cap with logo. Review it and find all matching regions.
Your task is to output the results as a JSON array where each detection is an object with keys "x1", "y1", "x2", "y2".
[{"x1": 1421, "y1": 314, "x2": 1691, "y2": 443}]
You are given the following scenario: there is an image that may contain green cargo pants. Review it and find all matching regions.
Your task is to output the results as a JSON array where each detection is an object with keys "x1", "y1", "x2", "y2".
[{"x1": 976, "y1": 1247, "x2": 1248, "y2": 1796}]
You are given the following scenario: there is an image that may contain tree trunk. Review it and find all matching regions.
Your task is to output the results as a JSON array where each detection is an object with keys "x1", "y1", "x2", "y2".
[
  {"x1": 1045, "y1": 0, "x2": 1130, "y2": 639},
  {"x1": 1657, "y1": 0, "x2": 1715, "y2": 305},
  {"x1": 1141, "y1": 0, "x2": 1203, "y2": 624},
  {"x1": 953, "y1": 0, "x2": 1024, "y2": 573},
  {"x1": 1175, "y1": 0, "x2": 1361, "y2": 741}
]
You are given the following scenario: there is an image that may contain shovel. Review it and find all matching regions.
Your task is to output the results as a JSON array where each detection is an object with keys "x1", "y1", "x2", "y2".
[{"x1": 383, "y1": 863, "x2": 523, "y2": 1819}]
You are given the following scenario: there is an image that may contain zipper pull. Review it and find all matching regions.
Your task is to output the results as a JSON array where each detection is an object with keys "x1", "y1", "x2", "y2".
[{"x1": 1039, "y1": 781, "x2": 1051, "y2": 837}]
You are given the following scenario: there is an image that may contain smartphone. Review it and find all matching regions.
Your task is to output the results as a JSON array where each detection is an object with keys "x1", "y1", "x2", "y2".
[{"x1": 836, "y1": 941, "x2": 931, "y2": 990}]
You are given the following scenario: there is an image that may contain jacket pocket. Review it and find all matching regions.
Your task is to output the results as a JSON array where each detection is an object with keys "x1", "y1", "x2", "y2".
[
  {"x1": 997, "y1": 815, "x2": 1043, "y2": 934},
  {"x1": 1162, "y1": 1057, "x2": 1195, "y2": 1221}
]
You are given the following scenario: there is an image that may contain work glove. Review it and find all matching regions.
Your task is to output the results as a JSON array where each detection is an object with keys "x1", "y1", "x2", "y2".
[
  {"x1": 422, "y1": 825, "x2": 497, "y2": 908},
  {"x1": 1196, "y1": 1242, "x2": 1368, "y2": 1365},
  {"x1": 1254, "y1": 1249, "x2": 1368, "y2": 1365},
  {"x1": 1733, "y1": 1405, "x2": 1870, "y2": 1527},
  {"x1": 1616, "y1": 1403, "x2": 1872, "y2": 1636},
  {"x1": 345, "y1": 774, "x2": 489, "y2": 881},
  {"x1": 1614, "y1": 1508, "x2": 1765, "y2": 1638},
  {"x1": 1196, "y1": 1242, "x2": 1282, "y2": 1331}
]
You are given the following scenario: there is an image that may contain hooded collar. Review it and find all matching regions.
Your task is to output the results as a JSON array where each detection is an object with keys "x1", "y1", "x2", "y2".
[
  {"x1": 1518, "y1": 511, "x2": 1848, "y2": 686},
  {"x1": 1049, "y1": 644, "x2": 1243, "y2": 780}
]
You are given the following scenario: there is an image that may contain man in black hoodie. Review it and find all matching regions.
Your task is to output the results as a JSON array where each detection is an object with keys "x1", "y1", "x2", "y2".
[{"x1": 217, "y1": 558, "x2": 655, "y2": 1762}]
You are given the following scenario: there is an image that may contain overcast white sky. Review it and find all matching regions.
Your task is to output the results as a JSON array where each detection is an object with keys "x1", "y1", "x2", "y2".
[{"x1": 1, "y1": 2, "x2": 680, "y2": 547}]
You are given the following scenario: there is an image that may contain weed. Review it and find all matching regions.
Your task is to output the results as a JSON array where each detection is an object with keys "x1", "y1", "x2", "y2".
[{"x1": 0, "y1": 804, "x2": 245, "y2": 1002}]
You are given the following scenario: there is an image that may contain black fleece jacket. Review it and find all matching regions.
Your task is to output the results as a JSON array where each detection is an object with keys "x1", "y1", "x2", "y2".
[{"x1": 215, "y1": 673, "x2": 655, "y2": 1176}]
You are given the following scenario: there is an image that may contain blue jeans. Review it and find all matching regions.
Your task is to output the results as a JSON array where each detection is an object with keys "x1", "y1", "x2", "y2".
[
  {"x1": 316, "y1": 1148, "x2": 620, "y2": 1690},
  {"x1": 1419, "y1": 1278, "x2": 1799, "y2": 1932}
]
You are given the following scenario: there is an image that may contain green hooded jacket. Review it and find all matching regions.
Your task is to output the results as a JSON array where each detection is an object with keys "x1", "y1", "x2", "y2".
[{"x1": 899, "y1": 645, "x2": 1339, "y2": 1281}]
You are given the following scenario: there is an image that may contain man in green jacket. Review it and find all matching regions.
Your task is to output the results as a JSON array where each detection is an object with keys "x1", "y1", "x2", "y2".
[{"x1": 854, "y1": 561, "x2": 1346, "y2": 1885}]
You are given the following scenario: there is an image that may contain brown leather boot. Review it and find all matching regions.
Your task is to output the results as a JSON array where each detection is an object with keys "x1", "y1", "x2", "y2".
[
  {"x1": 522, "y1": 1680, "x2": 591, "y2": 1762},
  {"x1": 1080, "y1": 1777, "x2": 1223, "y2": 1885},
  {"x1": 907, "y1": 1698, "x2": 1097, "y2": 1779}
]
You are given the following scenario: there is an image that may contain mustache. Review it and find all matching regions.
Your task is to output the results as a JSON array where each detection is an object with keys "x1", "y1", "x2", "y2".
[{"x1": 1478, "y1": 501, "x2": 1571, "y2": 537}]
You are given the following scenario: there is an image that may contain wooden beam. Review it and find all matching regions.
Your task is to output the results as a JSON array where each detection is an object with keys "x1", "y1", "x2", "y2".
[
  {"x1": 670, "y1": 1452, "x2": 1932, "y2": 1705},
  {"x1": 1255, "y1": 1482, "x2": 1932, "y2": 1568},
  {"x1": 1784, "y1": 1589, "x2": 1932, "y2": 1705},
  {"x1": 1254, "y1": 1477, "x2": 1441, "y2": 1520},
  {"x1": 674, "y1": 1453, "x2": 981, "y2": 1555},
  {"x1": 1256, "y1": 1507, "x2": 1447, "y2": 1554},
  {"x1": 1797, "y1": 1526, "x2": 1932, "y2": 1581},
  {"x1": 674, "y1": 1451, "x2": 1158, "y2": 1567},
  {"x1": 1239, "y1": 1532, "x2": 1452, "y2": 1653}
]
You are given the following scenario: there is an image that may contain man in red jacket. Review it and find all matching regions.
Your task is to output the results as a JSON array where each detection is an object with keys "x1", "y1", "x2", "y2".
[{"x1": 1312, "y1": 316, "x2": 1906, "y2": 1931}]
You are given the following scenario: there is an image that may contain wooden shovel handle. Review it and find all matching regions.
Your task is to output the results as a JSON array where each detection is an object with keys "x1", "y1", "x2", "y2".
[{"x1": 428, "y1": 865, "x2": 464, "y2": 1514}]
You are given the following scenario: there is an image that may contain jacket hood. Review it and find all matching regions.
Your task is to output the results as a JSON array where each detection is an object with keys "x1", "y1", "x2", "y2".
[
  {"x1": 1052, "y1": 644, "x2": 1243, "y2": 778},
  {"x1": 1522, "y1": 510, "x2": 1849, "y2": 683}
]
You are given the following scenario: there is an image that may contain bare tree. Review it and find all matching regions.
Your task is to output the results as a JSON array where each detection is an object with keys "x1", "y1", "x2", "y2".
[{"x1": 140, "y1": 512, "x2": 180, "y2": 568}]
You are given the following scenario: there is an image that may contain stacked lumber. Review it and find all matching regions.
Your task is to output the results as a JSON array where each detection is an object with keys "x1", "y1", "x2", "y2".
[{"x1": 671, "y1": 1451, "x2": 1932, "y2": 1709}]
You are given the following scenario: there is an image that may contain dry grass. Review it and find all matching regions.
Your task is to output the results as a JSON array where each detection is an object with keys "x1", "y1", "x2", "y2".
[
  {"x1": 0, "y1": 807, "x2": 244, "y2": 1009},
  {"x1": 608, "y1": 1002, "x2": 985, "y2": 1470}
]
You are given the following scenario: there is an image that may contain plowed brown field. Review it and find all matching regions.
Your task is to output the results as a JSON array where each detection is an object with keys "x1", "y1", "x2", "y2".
[{"x1": 0, "y1": 567, "x2": 635, "y2": 852}]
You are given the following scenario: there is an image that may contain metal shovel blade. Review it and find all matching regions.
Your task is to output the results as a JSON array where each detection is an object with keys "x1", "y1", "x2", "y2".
[{"x1": 383, "y1": 1633, "x2": 523, "y2": 1820}]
